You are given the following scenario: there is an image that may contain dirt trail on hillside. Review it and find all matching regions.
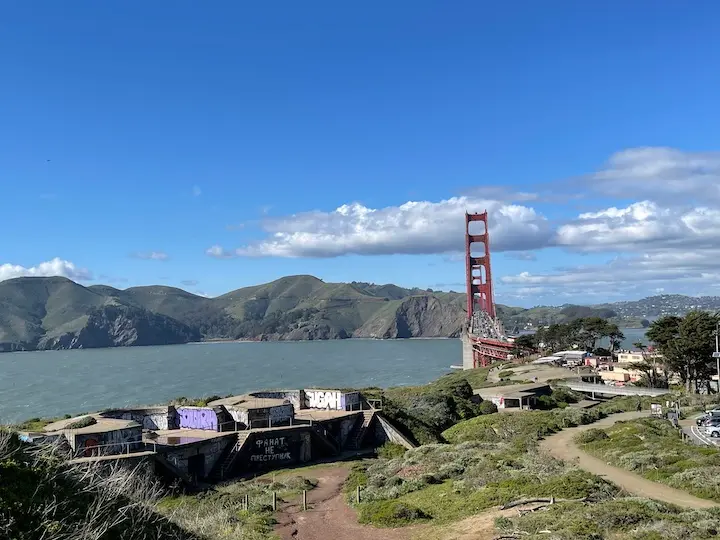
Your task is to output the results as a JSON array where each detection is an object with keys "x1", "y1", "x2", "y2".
[
  {"x1": 274, "y1": 465, "x2": 422, "y2": 540},
  {"x1": 540, "y1": 411, "x2": 719, "y2": 509}
]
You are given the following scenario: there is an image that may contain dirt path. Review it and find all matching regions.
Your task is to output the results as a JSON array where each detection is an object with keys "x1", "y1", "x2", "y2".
[
  {"x1": 274, "y1": 465, "x2": 422, "y2": 540},
  {"x1": 540, "y1": 411, "x2": 719, "y2": 509}
]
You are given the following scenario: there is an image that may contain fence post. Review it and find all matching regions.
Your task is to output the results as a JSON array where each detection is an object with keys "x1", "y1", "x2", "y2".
[
  {"x1": 302, "y1": 490, "x2": 307, "y2": 511},
  {"x1": 272, "y1": 491, "x2": 277, "y2": 511},
  {"x1": 356, "y1": 485, "x2": 361, "y2": 503},
  {"x1": 245, "y1": 494, "x2": 249, "y2": 511}
]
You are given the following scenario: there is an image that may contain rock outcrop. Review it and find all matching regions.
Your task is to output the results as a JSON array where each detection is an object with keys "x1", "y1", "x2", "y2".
[
  {"x1": 354, "y1": 295, "x2": 465, "y2": 339},
  {"x1": 36, "y1": 305, "x2": 200, "y2": 350}
]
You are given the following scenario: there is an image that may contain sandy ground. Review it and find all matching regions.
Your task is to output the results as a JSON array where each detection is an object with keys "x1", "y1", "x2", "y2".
[
  {"x1": 274, "y1": 465, "x2": 423, "y2": 540},
  {"x1": 540, "y1": 411, "x2": 719, "y2": 509},
  {"x1": 489, "y1": 363, "x2": 591, "y2": 384}
]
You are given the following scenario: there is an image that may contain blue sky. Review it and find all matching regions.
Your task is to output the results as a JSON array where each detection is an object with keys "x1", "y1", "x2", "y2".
[{"x1": 3, "y1": 1, "x2": 720, "y2": 307}]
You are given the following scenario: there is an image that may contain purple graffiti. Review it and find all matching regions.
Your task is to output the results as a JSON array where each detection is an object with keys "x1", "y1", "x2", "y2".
[{"x1": 176, "y1": 407, "x2": 218, "y2": 431}]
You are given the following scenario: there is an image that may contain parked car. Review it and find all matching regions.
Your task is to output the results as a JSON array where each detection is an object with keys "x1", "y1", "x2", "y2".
[{"x1": 704, "y1": 424, "x2": 720, "y2": 438}]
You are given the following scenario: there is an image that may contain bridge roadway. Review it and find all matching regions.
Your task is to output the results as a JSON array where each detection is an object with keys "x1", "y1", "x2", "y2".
[{"x1": 560, "y1": 381, "x2": 670, "y2": 398}]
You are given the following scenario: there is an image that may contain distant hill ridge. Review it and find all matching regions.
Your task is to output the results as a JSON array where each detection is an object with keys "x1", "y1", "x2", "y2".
[{"x1": 1, "y1": 275, "x2": 718, "y2": 352}]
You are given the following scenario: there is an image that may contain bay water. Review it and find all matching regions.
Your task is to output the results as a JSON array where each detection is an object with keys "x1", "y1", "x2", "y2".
[{"x1": 0, "y1": 329, "x2": 647, "y2": 423}]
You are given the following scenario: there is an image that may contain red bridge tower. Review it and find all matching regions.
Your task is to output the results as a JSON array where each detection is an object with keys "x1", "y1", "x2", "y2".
[
  {"x1": 463, "y1": 211, "x2": 515, "y2": 368},
  {"x1": 465, "y1": 211, "x2": 495, "y2": 321}
]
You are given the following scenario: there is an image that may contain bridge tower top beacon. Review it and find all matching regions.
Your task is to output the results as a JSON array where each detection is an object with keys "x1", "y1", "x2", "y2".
[{"x1": 465, "y1": 211, "x2": 495, "y2": 320}]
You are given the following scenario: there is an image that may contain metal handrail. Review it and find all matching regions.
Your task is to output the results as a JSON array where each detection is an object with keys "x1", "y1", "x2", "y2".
[{"x1": 74, "y1": 439, "x2": 149, "y2": 458}]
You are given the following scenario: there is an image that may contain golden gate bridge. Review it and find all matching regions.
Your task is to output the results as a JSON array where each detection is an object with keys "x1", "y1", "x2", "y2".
[{"x1": 461, "y1": 211, "x2": 518, "y2": 369}]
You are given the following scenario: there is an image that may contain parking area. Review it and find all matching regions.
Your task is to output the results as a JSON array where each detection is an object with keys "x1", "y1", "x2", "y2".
[{"x1": 682, "y1": 414, "x2": 720, "y2": 447}]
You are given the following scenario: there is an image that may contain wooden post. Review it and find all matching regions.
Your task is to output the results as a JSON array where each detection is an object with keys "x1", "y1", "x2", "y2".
[
  {"x1": 272, "y1": 491, "x2": 277, "y2": 511},
  {"x1": 302, "y1": 490, "x2": 307, "y2": 511},
  {"x1": 244, "y1": 494, "x2": 249, "y2": 511},
  {"x1": 356, "y1": 485, "x2": 361, "y2": 503}
]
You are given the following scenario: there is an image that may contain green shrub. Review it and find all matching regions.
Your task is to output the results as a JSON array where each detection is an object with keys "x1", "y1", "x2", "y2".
[
  {"x1": 575, "y1": 428, "x2": 609, "y2": 444},
  {"x1": 65, "y1": 416, "x2": 97, "y2": 430},
  {"x1": 378, "y1": 442, "x2": 407, "y2": 459},
  {"x1": 357, "y1": 500, "x2": 430, "y2": 527},
  {"x1": 478, "y1": 400, "x2": 498, "y2": 415},
  {"x1": 497, "y1": 370, "x2": 515, "y2": 379}
]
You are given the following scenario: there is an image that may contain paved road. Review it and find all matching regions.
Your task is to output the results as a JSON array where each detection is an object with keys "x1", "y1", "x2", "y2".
[
  {"x1": 540, "y1": 411, "x2": 719, "y2": 509},
  {"x1": 681, "y1": 414, "x2": 720, "y2": 448}
]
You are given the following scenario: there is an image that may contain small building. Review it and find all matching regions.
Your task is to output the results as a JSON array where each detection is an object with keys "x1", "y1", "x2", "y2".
[
  {"x1": 474, "y1": 383, "x2": 552, "y2": 410},
  {"x1": 618, "y1": 352, "x2": 645, "y2": 364},
  {"x1": 38, "y1": 415, "x2": 143, "y2": 457},
  {"x1": 208, "y1": 395, "x2": 294, "y2": 429}
]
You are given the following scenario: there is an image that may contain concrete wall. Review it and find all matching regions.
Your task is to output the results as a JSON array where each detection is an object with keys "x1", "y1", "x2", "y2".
[
  {"x1": 243, "y1": 429, "x2": 312, "y2": 471},
  {"x1": 73, "y1": 426, "x2": 143, "y2": 456},
  {"x1": 225, "y1": 403, "x2": 294, "y2": 429},
  {"x1": 162, "y1": 436, "x2": 233, "y2": 480},
  {"x1": 101, "y1": 407, "x2": 177, "y2": 430},
  {"x1": 374, "y1": 415, "x2": 416, "y2": 450},
  {"x1": 177, "y1": 407, "x2": 218, "y2": 431},
  {"x1": 250, "y1": 390, "x2": 304, "y2": 410}
]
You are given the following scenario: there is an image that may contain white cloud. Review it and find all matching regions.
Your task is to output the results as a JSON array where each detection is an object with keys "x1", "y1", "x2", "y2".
[
  {"x1": 206, "y1": 245, "x2": 236, "y2": 259},
  {"x1": 192, "y1": 185, "x2": 202, "y2": 197},
  {"x1": 132, "y1": 251, "x2": 169, "y2": 261},
  {"x1": 500, "y1": 248, "x2": 720, "y2": 301},
  {"x1": 0, "y1": 258, "x2": 92, "y2": 282},
  {"x1": 555, "y1": 201, "x2": 720, "y2": 252},
  {"x1": 213, "y1": 197, "x2": 551, "y2": 259},
  {"x1": 181, "y1": 279, "x2": 199, "y2": 286},
  {"x1": 585, "y1": 147, "x2": 720, "y2": 203}
]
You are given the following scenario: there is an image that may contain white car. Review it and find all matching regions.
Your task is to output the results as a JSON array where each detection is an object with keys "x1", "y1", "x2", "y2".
[{"x1": 704, "y1": 424, "x2": 720, "y2": 438}]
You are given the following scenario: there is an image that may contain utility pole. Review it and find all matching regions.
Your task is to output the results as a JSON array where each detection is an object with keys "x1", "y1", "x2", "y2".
[{"x1": 714, "y1": 322, "x2": 720, "y2": 393}]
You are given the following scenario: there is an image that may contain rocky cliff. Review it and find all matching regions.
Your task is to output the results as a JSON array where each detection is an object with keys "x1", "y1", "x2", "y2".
[
  {"x1": 354, "y1": 295, "x2": 465, "y2": 339},
  {"x1": 36, "y1": 305, "x2": 201, "y2": 350}
]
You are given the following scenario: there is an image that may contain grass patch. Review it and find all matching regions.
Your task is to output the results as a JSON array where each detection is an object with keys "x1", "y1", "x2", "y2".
[
  {"x1": 157, "y1": 473, "x2": 319, "y2": 539},
  {"x1": 578, "y1": 417, "x2": 720, "y2": 502}
]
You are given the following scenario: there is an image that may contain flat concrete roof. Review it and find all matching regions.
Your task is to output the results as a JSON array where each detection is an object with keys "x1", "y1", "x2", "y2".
[
  {"x1": 208, "y1": 395, "x2": 290, "y2": 410},
  {"x1": 475, "y1": 382, "x2": 551, "y2": 400},
  {"x1": 145, "y1": 429, "x2": 231, "y2": 446},
  {"x1": 294, "y1": 409, "x2": 360, "y2": 421},
  {"x1": 43, "y1": 415, "x2": 140, "y2": 435}
]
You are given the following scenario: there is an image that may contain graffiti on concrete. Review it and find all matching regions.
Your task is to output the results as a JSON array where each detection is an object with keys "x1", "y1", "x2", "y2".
[
  {"x1": 177, "y1": 407, "x2": 218, "y2": 431},
  {"x1": 250, "y1": 436, "x2": 292, "y2": 463},
  {"x1": 341, "y1": 392, "x2": 361, "y2": 409},
  {"x1": 305, "y1": 390, "x2": 343, "y2": 410},
  {"x1": 269, "y1": 404, "x2": 294, "y2": 422}
]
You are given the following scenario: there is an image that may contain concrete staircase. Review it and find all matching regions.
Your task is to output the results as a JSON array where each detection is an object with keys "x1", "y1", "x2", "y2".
[
  {"x1": 347, "y1": 410, "x2": 375, "y2": 450},
  {"x1": 210, "y1": 431, "x2": 251, "y2": 482}
]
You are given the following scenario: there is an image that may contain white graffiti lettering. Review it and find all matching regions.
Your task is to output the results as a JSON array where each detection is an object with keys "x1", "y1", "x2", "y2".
[
  {"x1": 250, "y1": 452, "x2": 292, "y2": 462},
  {"x1": 306, "y1": 390, "x2": 342, "y2": 410}
]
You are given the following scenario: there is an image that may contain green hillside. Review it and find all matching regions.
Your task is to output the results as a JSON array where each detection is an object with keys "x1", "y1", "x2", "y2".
[{"x1": 0, "y1": 274, "x2": 687, "y2": 352}]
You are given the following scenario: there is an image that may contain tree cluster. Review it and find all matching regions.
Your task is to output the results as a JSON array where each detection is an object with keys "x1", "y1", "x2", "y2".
[
  {"x1": 645, "y1": 311, "x2": 719, "y2": 393},
  {"x1": 517, "y1": 317, "x2": 625, "y2": 354}
]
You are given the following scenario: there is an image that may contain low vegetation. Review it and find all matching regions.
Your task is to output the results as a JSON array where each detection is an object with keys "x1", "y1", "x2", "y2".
[
  {"x1": 348, "y1": 407, "x2": 620, "y2": 526},
  {"x1": 345, "y1": 393, "x2": 720, "y2": 538},
  {"x1": 495, "y1": 498, "x2": 720, "y2": 540},
  {"x1": 157, "y1": 473, "x2": 318, "y2": 539},
  {"x1": 0, "y1": 430, "x2": 194, "y2": 539},
  {"x1": 380, "y1": 376, "x2": 485, "y2": 445},
  {"x1": 577, "y1": 417, "x2": 720, "y2": 502}
]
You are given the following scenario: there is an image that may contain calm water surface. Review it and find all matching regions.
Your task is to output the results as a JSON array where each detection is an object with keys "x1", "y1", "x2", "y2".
[{"x1": 0, "y1": 339, "x2": 460, "y2": 422}]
